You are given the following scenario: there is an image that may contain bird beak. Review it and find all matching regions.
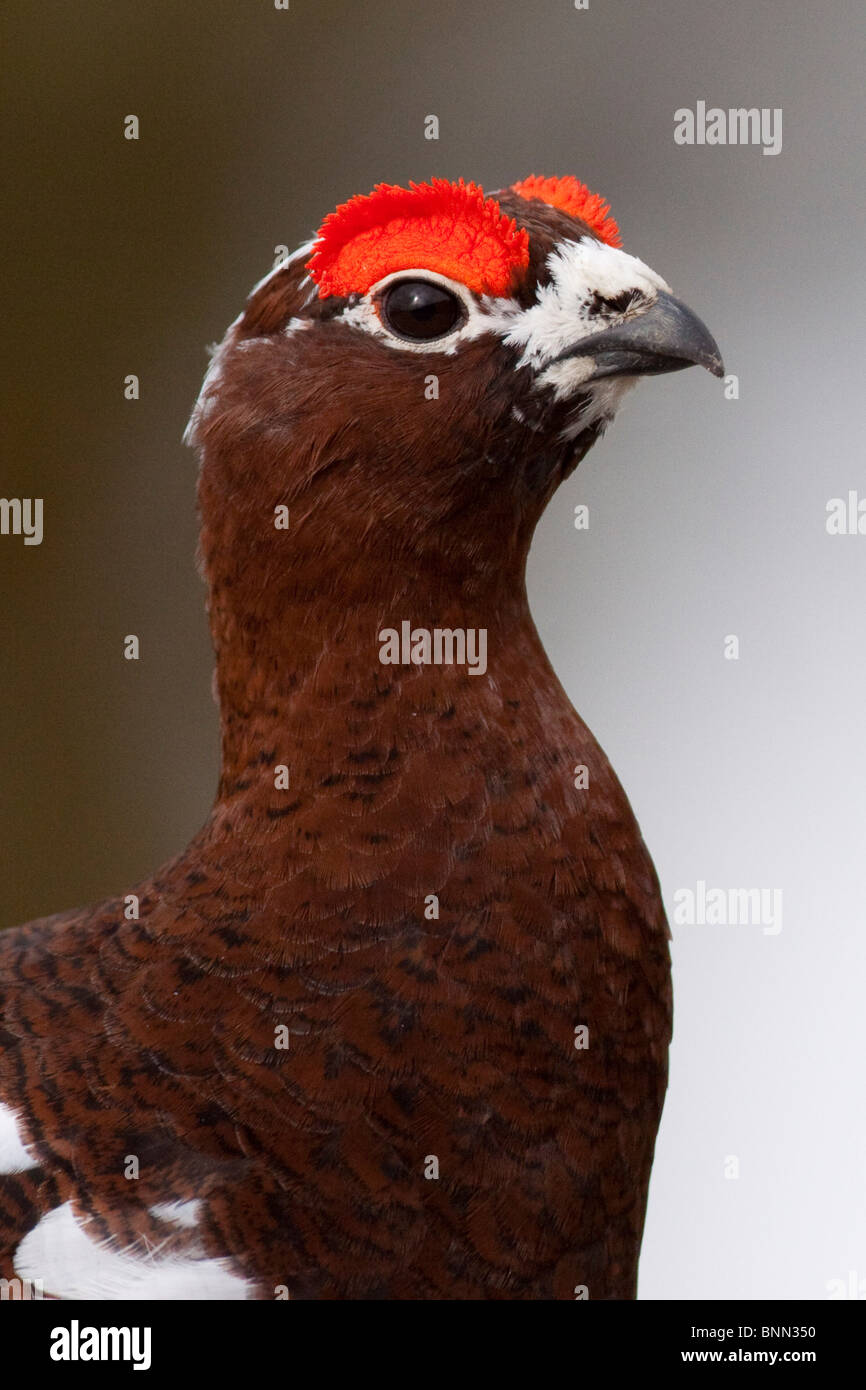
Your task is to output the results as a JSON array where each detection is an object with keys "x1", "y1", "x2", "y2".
[{"x1": 555, "y1": 289, "x2": 724, "y2": 381}]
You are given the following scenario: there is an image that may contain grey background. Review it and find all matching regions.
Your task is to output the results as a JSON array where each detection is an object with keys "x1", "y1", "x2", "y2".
[{"x1": 1, "y1": 0, "x2": 863, "y2": 1298}]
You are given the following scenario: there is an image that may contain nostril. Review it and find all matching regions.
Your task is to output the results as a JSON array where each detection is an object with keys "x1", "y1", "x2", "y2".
[{"x1": 587, "y1": 288, "x2": 645, "y2": 318}]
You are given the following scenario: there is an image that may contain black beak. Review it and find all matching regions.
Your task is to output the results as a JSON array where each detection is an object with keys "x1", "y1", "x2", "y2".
[{"x1": 556, "y1": 290, "x2": 724, "y2": 381}]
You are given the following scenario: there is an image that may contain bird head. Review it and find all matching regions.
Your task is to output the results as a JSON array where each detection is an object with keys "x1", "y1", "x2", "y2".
[{"x1": 187, "y1": 175, "x2": 722, "y2": 621}]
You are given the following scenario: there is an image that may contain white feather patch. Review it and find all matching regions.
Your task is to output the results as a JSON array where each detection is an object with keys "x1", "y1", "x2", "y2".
[
  {"x1": 184, "y1": 241, "x2": 317, "y2": 446},
  {"x1": 149, "y1": 1199, "x2": 202, "y2": 1230},
  {"x1": 555, "y1": 376, "x2": 638, "y2": 439},
  {"x1": 502, "y1": 237, "x2": 670, "y2": 370},
  {"x1": 14, "y1": 1202, "x2": 253, "y2": 1300},
  {"x1": 0, "y1": 1101, "x2": 39, "y2": 1173},
  {"x1": 248, "y1": 239, "x2": 315, "y2": 297},
  {"x1": 182, "y1": 308, "x2": 245, "y2": 445}
]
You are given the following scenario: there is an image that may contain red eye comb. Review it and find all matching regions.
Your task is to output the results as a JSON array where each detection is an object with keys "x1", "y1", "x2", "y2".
[
  {"x1": 307, "y1": 179, "x2": 530, "y2": 299},
  {"x1": 511, "y1": 175, "x2": 621, "y2": 248}
]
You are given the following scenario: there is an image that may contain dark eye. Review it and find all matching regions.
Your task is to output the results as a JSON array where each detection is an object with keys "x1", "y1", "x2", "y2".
[{"x1": 380, "y1": 279, "x2": 465, "y2": 341}]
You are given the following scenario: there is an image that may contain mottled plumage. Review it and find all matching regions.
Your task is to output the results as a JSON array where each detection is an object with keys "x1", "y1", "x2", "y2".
[{"x1": 0, "y1": 177, "x2": 721, "y2": 1299}]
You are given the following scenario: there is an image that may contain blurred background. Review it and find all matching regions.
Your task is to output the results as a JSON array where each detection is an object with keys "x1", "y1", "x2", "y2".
[{"x1": 1, "y1": 0, "x2": 863, "y2": 1299}]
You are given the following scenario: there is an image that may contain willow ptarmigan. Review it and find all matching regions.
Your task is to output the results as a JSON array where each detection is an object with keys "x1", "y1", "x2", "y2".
[{"x1": 0, "y1": 175, "x2": 722, "y2": 1301}]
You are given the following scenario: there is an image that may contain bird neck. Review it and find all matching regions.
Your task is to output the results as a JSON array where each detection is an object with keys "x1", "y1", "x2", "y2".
[{"x1": 209, "y1": 578, "x2": 551, "y2": 801}]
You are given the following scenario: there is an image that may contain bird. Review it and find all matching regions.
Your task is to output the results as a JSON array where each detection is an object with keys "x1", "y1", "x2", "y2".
[{"x1": 0, "y1": 175, "x2": 722, "y2": 1300}]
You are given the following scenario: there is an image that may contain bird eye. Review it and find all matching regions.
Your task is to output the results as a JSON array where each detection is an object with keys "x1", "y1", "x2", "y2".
[{"x1": 380, "y1": 279, "x2": 465, "y2": 341}]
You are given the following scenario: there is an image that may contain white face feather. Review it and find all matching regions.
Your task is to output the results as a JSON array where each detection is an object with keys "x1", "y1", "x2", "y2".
[
  {"x1": 501, "y1": 238, "x2": 670, "y2": 370},
  {"x1": 498, "y1": 238, "x2": 671, "y2": 433}
]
